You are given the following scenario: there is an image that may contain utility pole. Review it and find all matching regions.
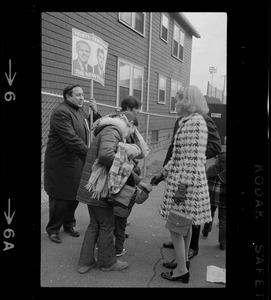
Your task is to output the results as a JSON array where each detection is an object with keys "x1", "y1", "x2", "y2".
[{"x1": 209, "y1": 66, "x2": 217, "y2": 97}]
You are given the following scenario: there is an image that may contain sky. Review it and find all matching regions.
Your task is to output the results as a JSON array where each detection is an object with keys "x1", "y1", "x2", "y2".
[{"x1": 184, "y1": 12, "x2": 227, "y2": 97}]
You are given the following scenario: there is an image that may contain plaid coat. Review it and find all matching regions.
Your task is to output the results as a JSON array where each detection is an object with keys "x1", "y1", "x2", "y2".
[
  {"x1": 207, "y1": 176, "x2": 226, "y2": 208},
  {"x1": 207, "y1": 149, "x2": 226, "y2": 208},
  {"x1": 159, "y1": 113, "x2": 212, "y2": 225}
]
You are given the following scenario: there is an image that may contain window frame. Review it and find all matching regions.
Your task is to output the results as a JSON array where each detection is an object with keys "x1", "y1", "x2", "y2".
[
  {"x1": 172, "y1": 22, "x2": 185, "y2": 62},
  {"x1": 157, "y1": 74, "x2": 167, "y2": 104},
  {"x1": 170, "y1": 79, "x2": 183, "y2": 113},
  {"x1": 160, "y1": 13, "x2": 169, "y2": 43},
  {"x1": 117, "y1": 58, "x2": 144, "y2": 109},
  {"x1": 118, "y1": 12, "x2": 146, "y2": 37}
]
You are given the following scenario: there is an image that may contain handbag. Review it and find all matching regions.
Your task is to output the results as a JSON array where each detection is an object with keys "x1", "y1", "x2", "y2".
[
  {"x1": 165, "y1": 210, "x2": 192, "y2": 236},
  {"x1": 108, "y1": 184, "x2": 137, "y2": 209}
]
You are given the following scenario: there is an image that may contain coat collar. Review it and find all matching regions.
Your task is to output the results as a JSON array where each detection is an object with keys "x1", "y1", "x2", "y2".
[{"x1": 93, "y1": 116, "x2": 129, "y2": 141}]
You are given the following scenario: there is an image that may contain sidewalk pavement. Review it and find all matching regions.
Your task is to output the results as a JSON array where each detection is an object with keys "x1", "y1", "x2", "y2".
[{"x1": 41, "y1": 148, "x2": 224, "y2": 288}]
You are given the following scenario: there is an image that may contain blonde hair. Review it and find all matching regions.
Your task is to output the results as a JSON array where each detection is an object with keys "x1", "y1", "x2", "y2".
[{"x1": 177, "y1": 85, "x2": 209, "y2": 115}]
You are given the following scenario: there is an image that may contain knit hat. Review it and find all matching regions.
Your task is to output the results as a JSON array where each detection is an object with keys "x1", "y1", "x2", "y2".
[{"x1": 119, "y1": 110, "x2": 138, "y2": 126}]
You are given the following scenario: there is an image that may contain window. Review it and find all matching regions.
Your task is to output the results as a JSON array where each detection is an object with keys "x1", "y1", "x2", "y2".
[
  {"x1": 172, "y1": 23, "x2": 185, "y2": 61},
  {"x1": 117, "y1": 58, "x2": 144, "y2": 107},
  {"x1": 119, "y1": 12, "x2": 145, "y2": 36},
  {"x1": 170, "y1": 80, "x2": 183, "y2": 113},
  {"x1": 151, "y1": 130, "x2": 159, "y2": 143},
  {"x1": 158, "y1": 75, "x2": 167, "y2": 104},
  {"x1": 160, "y1": 13, "x2": 169, "y2": 42}
]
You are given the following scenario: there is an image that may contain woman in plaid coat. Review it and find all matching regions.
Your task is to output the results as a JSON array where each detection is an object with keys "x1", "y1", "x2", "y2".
[
  {"x1": 202, "y1": 144, "x2": 226, "y2": 250},
  {"x1": 151, "y1": 85, "x2": 212, "y2": 283}
]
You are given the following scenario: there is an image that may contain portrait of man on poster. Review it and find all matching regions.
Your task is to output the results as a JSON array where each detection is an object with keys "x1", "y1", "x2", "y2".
[
  {"x1": 72, "y1": 40, "x2": 93, "y2": 73},
  {"x1": 93, "y1": 47, "x2": 105, "y2": 79}
]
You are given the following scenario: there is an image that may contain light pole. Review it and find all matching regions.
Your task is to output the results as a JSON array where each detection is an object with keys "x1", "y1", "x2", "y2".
[{"x1": 209, "y1": 66, "x2": 217, "y2": 97}]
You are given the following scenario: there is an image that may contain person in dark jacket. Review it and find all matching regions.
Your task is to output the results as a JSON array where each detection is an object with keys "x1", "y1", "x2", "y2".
[
  {"x1": 77, "y1": 111, "x2": 151, "y2": 274},
  {"x1": 151, "y1": 87, "x2": 222, "y2": 266},
  {"x1": 202, "y1": 144, "x2": 226, "y2": 250},
  {"x1": 44, "y1": 84, "x2": 100, "y2": 244},
  {"x1": 118, "y1": 95, "x2": 143, "y2": 237}
]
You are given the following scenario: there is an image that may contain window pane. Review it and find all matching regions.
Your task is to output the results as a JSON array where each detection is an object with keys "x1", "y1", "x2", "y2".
[
  {"x1": 159, "y1": 90, "x2": 165, "y2": 102},
  {"x1": 173, "y1": 41, "x2": 178, "y2": 57},
  {"x1": 180, "y1": 31, "x2": 184, "y2": 46},
  {"x1": 134, "y1": 12, "x2": 144, "y2": 34},
  {"x1": 120, "y1": 13, "x2": 132, "y2": 26},
  {"x1": 159, "y1": 76, "x2": 166, "y2": 90},
  {"x1": 119, "y1": 62, "x2": 130, "y2": 88},
  {"x1": 119, "y1": 86, "x2": 130, "y2": 104},
  {"x1": 133, "y1": 67, "x2": 143, "y2": 90},
  {"x1": 162, "y1": 14, "x2": 168, "y2": 28},
  {"x1": 161, "y1": 26, "x2": 168, "y2": 41},
  {"x1": 171, "y1": 81, "x2": 177, "y2": 96},
  {"x1": 178, "y1": 45, "x2": 184, "y2": 60},
  {"x1": 133, "y1": 89, "x2": 141, "y2": 100},
  {"x1": 173, "y1": 25, "x2": 179, "y2": 42},
  {"x1": 170, "y1": 97, "x2": 176, "y2": 112},
  {"x1": 177, "y1": 83, "x2": 183, "y2": 91}
]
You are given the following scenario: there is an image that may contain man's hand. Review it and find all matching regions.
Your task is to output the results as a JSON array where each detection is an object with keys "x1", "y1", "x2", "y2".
[{"x1": 89, "y1": 98, "x2": 98, "y2": 114}]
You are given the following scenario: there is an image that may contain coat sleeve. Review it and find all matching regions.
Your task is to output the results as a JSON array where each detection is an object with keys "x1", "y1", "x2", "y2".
[
  {"x1": 205, "y1": 115, "x2": 222, "y2": 159},
  {"x1": 178, "y1": 117, "x2": 208, "y2": 186},
  {"x1": 51, "y1": 110, "x2": 88, "y2": 161},
  {"x1": 163, "y1": 117, "x2": 180, "y2": 167},
  {"x1": 97, "y1": 127, "x2": 122, "y2": 168}
]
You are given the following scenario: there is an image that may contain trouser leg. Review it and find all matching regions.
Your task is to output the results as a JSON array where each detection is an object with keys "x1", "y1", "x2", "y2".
[
  {"x1": 218, "y1": 207, "x2": 226, "y2": 246},
  {"x1": 114, "y1": 216, "x2": 127, "y2": 254},
  {"x1": 97, "y1": 206, "x2": 117, "y2": 268},
  {"x1": 189, "y1": 225, "x2": 200, "y2": 251},
  {"x1": 78, "y1": 205, "x2": 98, "y2": 267},
  {"x1": 203, "y1": 206, "x2": 216, "y2": 233},
  {"x1": 63, "y1": 200, "x2": 79, "y2": 230},
  {"x1": 46, "y1": 196, "x2": 69, "y2": 235}
]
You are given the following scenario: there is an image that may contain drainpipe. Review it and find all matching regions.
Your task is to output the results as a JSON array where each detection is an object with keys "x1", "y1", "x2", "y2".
[{"x1": 143, "y1": 12, "x2": 152, "y2": 176}]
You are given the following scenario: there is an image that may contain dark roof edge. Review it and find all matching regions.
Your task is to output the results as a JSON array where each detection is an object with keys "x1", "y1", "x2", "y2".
[{"x1": 173, "y1": 12, "x2": 201, "y2": 38}]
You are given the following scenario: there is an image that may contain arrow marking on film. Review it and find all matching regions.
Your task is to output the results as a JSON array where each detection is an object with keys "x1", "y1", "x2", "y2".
[
  {"x1": 4, "y1": 198, "x2": 15, "y2": 225},
  {"x1": 5, "y1": 59, "x2": 17, "y2": 86}
]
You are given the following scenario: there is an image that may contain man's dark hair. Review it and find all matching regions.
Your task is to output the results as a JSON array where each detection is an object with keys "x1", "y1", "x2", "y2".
[
  {"x1": 120, "y1": 95, "x2": 142, "y2": 111},
  {"x1": 63, "y1": 84, "x2": 81, "y2": 100},
  {"x1": 97, "y1": 47, "x2": 104, "y2": 57}
]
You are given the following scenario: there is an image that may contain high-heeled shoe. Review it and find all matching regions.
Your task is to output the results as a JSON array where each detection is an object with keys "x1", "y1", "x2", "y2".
[
  {"x1": 163, "y1": 259, "x2": 190, "y2": 270},
  {"x1": 160, "y1": 270, "x2": 190, "y2": 283}
]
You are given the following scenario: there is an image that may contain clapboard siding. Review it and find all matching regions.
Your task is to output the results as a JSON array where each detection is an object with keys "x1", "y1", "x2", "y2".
[{"x1": 42, "y1": 12, "x2": 196, "y2": 145}]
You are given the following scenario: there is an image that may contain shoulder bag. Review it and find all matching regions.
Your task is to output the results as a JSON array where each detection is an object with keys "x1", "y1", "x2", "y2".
[{"x1": 108, "y1": 184, "x2": 137, "y2": 209}]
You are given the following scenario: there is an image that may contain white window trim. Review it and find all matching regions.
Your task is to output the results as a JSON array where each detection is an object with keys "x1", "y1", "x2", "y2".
[
  {"x1": 116, "y1": 57, "x2": 144, "y2": 109},
  {"x1": 157, "y1": 74, "x2": 167, "y2": 104},
  {"x1": 118, "y1": 12, "x2": 146, "y2": 37},
  {"x1": 172, "y1": 22, "x2": 185, "y2": 62},
  {"x1": 160, "y1": 13, "x2": 169, "y2": 43},
  {"x1": 169, "y1": 79, "x2": 183, "y2": 113}
]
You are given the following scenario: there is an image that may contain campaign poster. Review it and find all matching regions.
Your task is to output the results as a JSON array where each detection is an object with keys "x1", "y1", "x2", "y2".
[{"x1": 72, "y1": 28, "x2": 108, "y2": 86}]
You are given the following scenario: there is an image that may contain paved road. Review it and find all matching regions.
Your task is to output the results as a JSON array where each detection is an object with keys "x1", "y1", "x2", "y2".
[{"x1": 41, "y1": 155, "x2": 225, "y2": 288}]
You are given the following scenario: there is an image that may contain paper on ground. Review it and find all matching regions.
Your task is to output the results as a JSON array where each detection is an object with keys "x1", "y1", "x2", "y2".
[{"x1": 206, "y1": 265, "x2": 226, "y2": 283}]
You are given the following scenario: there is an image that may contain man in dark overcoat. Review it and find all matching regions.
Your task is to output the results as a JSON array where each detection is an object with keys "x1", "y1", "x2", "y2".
[{"x1": 44, "y1": 84, "x2": 100, "y2": 243}]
